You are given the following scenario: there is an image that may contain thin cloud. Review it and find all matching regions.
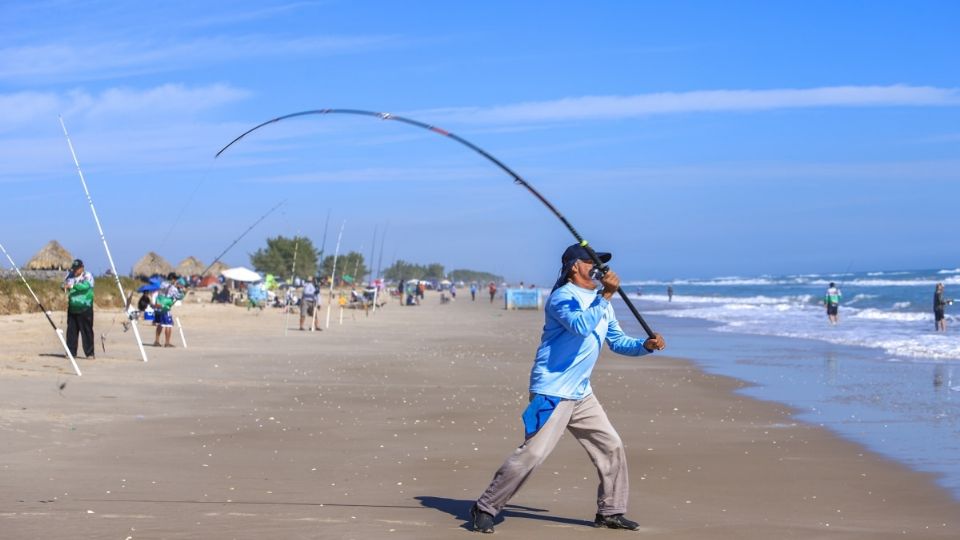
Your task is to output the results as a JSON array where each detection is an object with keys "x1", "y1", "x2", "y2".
[
  {"x1": 426, "y1": 85, "x2": 960, "y2": 124},
  {"x1": 73, "y1": 83, "x2": 250, "y2": 118},
  {"x1": 544, "y1": 159, "x2": 960, "y2": 185},
  {"x1": 241, "y1": 166, "x2": 497, "y2": 185},
  {"x1": 0, "y1": 83, "x2": 249, "y2": 132},
  {"x1": 0, "y1": 34, "x2": 401, "y2": 82},
  {"x1": 181, "y1": 1, "x2": 328, "y2": 29}
]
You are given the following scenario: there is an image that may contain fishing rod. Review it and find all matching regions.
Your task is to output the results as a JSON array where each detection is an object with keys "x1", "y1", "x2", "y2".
[
  {"x1": 376, "y1": 223, "x2": 387, "y2": 280},
  {"x1": 284, "y1": 232, "x2": 300, "y2": 336},
  {"x1": 369, "y1": 225, "x2": 378, "y2": 285},
  {"x1": 353, "y1": 243, "x2": 364, "y2": 287},
  {"x1": 199, "y1": 200, "x2": 286, "y2": 277},
  {"x1": 0, "y1": 242, "x2": 82, "y2": 376},
  {"x1": 317, "y1": 209, "x2": 331, "y2": 272},
  {"x1": 60, "y1": 116, "x2": 150, "y2": 363},
  {"x1": 373, "y1": 223, "x2": 387, "y2": 314},
  {"x1": 323, "y1": 220, "x2": 346, "y2": 330},
  {"x1": 215, "y1": 109, "x2": 657, "y2": 338}
]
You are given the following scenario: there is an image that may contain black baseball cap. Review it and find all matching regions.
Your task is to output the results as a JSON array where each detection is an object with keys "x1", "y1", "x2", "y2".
[
  {"x1": 561, "y1": 243, "x2": 611, "y2": 267},
  {"x1": 70, "y1": 259, "x2": 84, "y2": 270}
]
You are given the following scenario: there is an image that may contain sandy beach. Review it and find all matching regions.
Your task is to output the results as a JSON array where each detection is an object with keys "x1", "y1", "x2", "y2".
[{"x1": 2, "y1": 291, "x2": 959, "y2": 539}]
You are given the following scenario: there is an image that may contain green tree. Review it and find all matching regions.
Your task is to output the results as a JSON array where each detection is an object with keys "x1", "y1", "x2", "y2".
[
  {"x1": 383, "y1": 259, "x2": 423, "y2": 281},
  {"x1": 250, "y1": 236, "x2": 318, "y2": 279},
  {"x1": 449, "y1": 269, "x2": 503, "y2": 283},
  {"x1": 322, "y1": 251, "x2": 367, "y2": 285},
  {"x1": 423, "y1": 263, "x2": 445, "y2": 280}
]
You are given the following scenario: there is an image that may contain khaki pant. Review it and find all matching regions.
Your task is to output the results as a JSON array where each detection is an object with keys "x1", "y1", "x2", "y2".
[{"x1": 476, "y1": 393, "x2": 628, "y2": 516}]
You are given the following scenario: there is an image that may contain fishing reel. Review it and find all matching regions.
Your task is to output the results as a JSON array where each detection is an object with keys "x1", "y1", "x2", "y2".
[{"x1": 588, "y1": 264, "x2": 609, "y2": 281}]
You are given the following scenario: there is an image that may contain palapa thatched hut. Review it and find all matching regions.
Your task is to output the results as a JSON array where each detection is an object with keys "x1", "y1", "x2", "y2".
[
  {"x1": 25, "y1": 240, "x2": 74, "y2": 270},
  {"x1": 176, "y1": 256, "x2": 205, "y2": 277},
  {"x1": 205, "y1": 261, "x2": 229, "y2": 276},
  {"x1": 132, "y1": 252, "x2": 174, "y2": 278}
]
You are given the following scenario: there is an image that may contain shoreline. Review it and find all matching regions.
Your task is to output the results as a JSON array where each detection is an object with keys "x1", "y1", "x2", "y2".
[
  {"x1": 621, "y1": 307, "x2": 960, "y2": 501},
  {"x1": 2, "y1": 292, "x2": 959, "y2": 538}
]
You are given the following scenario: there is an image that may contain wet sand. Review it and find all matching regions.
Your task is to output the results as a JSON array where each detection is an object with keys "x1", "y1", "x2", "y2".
[{"x1": 2, "y1": 291, "x2": 959, "y2": 539}]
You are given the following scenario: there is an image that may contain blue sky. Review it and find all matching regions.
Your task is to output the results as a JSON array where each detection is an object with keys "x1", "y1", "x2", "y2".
[{"x1": 1, "y1": 1, "x2": 958, "y2": 283}]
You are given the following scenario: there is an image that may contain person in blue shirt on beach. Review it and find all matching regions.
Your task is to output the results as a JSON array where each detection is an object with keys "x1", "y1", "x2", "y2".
[{"x1": 471, "y1": 244, "x2": 665, "y2": 534}]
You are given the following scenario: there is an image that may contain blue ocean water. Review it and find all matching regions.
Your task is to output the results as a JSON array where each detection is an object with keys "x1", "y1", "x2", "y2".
[{"x1": 615, "y1": 268, "x2": 960, "y2": 500}]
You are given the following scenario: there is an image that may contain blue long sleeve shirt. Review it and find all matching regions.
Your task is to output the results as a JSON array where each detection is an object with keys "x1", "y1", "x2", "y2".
[{"x1": 529, "y1": 282, "x2": 651, "y2": 400}]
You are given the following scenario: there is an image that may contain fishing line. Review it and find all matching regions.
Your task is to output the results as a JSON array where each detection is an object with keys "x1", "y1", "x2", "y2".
[
  {"x1": 215, "y1": 109, "x2": 656, "y2": 337},
  {"x1": 100, "y1": 290, "x2": 134, "y2": 354},
  {"x1": 157, "y1": 178, "x2": 206, "y2": 250},
  {"x1": 198, "y1": 200, "x2": 286, "y2": 277}
]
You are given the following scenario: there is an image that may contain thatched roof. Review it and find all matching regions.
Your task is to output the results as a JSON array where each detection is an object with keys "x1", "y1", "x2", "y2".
[
  {"x1": 25, "y1": 240, "x2": 73, "y2": 270},
  {"x1": 132, "y1": 252, "x2": 174, "y2": 278},
  {"x1": 202, "y1": 260, "x2": 229, "y2": 276},
  {"x1": 176, "y1": 256, "x2": 206, "y2": 276}
]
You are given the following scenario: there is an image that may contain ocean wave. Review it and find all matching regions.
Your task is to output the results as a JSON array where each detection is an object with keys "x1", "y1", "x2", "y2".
[
  {"x1": 631, "y1": 299, "x2": 960, "y2": 360},
  {"x1": 627, "y1": 277, "x2": 789, "y2": 287},
  {"x1": 638, "y1": 293, "x2": 813, "y2": 306},
  {"x1": 846, "y1": 293, "x2": 878, "y2": 305},
  {"x1": 842, "y1": 276, "x2": 960, "y2": 287},
  {"x1": 851, "y1": 308, "x2": 928, "y2": 322},
  {"x1": 891, "y1": 301, "x2": 912, "y2": 310}
]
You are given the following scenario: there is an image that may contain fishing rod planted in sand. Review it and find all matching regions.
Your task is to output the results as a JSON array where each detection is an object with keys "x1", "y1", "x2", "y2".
[
  {"x1": 198, "y1": 200, "x2": 286, "y2": 277},
  {"x1": 215, "y1": 109, "x2": 656, "y2": 338},
  {"x1": 323, "y1": 220, "x2": 346, "y2": 330},
  {"x1": 284, "y1": 233, "x2": 300, "y2": 336},
  {"x1": 0, "y1": 242, "x2": 82, "y2": 376},
  {"x1": 60, "y1": 116, "x2": 150, "y2": 363}
]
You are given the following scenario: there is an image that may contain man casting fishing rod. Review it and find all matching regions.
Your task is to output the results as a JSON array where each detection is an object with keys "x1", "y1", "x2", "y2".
[{"x1": 470, "y1": 243, "x2": 665, "y2": 533}]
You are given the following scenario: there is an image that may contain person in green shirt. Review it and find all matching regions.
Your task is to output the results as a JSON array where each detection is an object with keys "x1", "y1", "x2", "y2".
[
  {"x1": 152, "y1": 272, "x2": 181, "y2": 347},
  {"x1": 824, "y1": 282, "x2": 842, "y2": 325},
  {"x1": 63, "y1": 259, "x2": 95, "y2": 358}
]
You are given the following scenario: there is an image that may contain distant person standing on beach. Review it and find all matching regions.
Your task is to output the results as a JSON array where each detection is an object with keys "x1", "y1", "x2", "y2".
[
  {"x1": 153, "y1": 273, "x2": 181, "y2": 347},
  {"x1": 63, "y1": 258, "x2": 95, "y2": 359},
  {"x1": 299, "y1": 276, "x2": 320, "y2": 331},
  {"x1": 934, "y1": 283, "x2": 952, "y2": 332},
  {"x1": 470, "y1": 243, "x2": 665, "y2": 533},
  {"x1": 397, "y1": 279, "x2": 405, "y2": 306},
  {"x1": 470, "y1": 282, "x2": 478, "y2": 301},
  {"x1": 488, "y1": 281, "x2": 497, "y2": 303},
  {"x1": 667, "y1": 285, "x2": 673, "y2": 302},
  {"x1": 824, "y1": 282, "x2": 842, "y2": 325}
]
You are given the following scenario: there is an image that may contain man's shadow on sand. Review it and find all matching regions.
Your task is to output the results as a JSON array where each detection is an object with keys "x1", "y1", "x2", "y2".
[{"x1": 415, "y1": 496, "x2": 593, "y2": 531}]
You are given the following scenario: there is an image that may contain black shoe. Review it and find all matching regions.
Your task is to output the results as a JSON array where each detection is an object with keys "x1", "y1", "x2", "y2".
[
  {"x1": 470, "y1": 504, "x2": 495, "y2": 533},
  {"x1": 594, "y1": 513, "x2": 639, "y2": 530}
]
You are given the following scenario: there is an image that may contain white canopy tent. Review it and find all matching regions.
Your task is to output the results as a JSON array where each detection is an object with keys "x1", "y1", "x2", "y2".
[{"x1": 221, "y1": 266, "x2": 262, "y2": 282}]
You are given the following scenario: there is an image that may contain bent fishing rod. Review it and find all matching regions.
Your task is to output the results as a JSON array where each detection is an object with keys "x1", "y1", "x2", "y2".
[
  {"x1": 0, "y1": 242, "x2": 82, "y2": 376},
  {"x1": 215, "y1": 109, "x2": 656, "y2": 338},
  {"x1": 199, "y1": 200, "x2": 286, "y2": 277}
]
